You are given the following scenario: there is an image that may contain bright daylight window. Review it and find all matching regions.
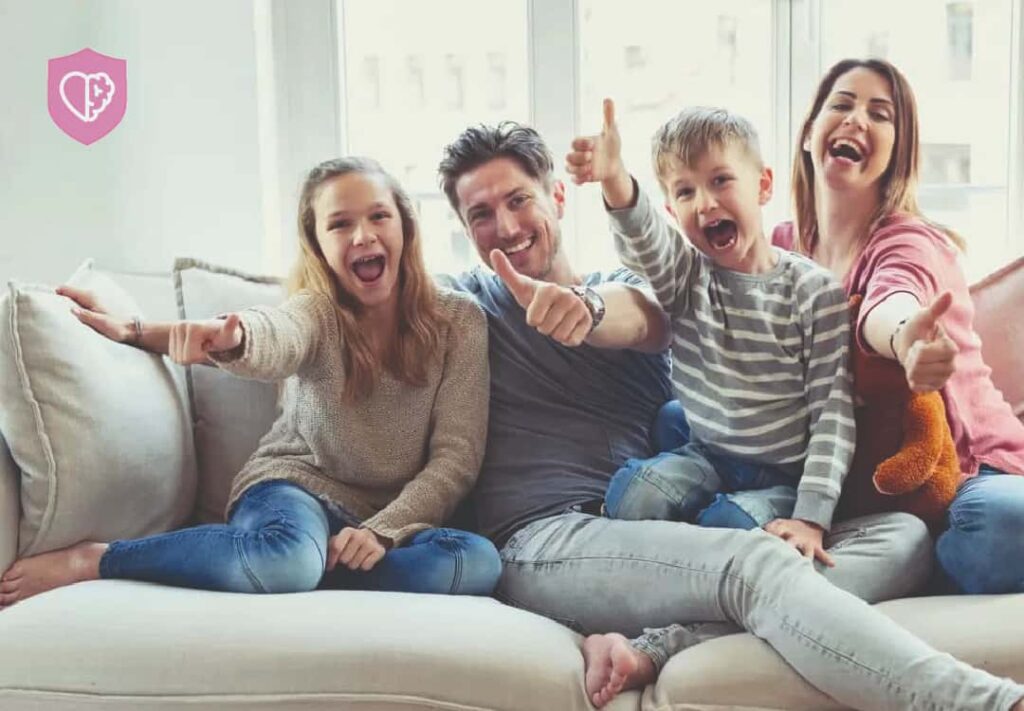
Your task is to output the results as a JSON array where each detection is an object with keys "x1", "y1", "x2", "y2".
[
  {"x1": 339, "y1": 0, "x2": 529, "y2": 277},
  {"x1": 336, "y1": 0, "x2": 1022, "y2": 280}
]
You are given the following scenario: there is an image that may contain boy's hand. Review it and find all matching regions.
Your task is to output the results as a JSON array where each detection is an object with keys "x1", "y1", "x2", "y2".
[
  {"x1": 565, "y1": 98, "x2": 634, "y2": 208},
  {"x1": 894, "y1": 291, "x2": 958, "y2": 393},
  {"x1": 327, "y1": 527, "x2": 388, "y2": 572},
  {"x1": 490, "y1": 249, "x2": 593, "y2": 347},
  {"x1": 167, "y1": 315, "x2": 243, "y2": 365},
  {"x1": 764, "y1": 518, "x2": 835, "y2": 567}
]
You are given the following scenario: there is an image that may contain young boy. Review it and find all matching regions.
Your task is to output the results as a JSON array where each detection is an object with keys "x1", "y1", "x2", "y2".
[{"x1": 567, "y1": 101, "x2": 854, "y2": 563}]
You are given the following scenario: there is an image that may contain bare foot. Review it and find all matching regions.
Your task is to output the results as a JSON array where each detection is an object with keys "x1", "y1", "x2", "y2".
[
  {"x1": 0, "y1": 541, "x2": 107, "y2": 608},
  {"x1": 1011, "y1": 699, "x2": 1024, "y2": 711},
  {"x1": 582, "y1": 632, "x2": 657, "y2": 708}
]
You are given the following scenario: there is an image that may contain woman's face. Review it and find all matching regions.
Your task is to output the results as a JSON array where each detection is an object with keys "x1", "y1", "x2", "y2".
[
  {"x1": 804, "y1": 66, "x2": 897, "y2": 196},
  {"x1": 312, "y1": 172, "x2": 404, "y2": 312}
]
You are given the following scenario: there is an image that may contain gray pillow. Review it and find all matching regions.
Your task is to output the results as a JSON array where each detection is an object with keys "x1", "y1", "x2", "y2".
[
  {"x1": 0, "y1": 260, "x2": 196, "y2": 555},
  {"x1": 173, "y1": 258, "x2": 286, "y2": 522}
]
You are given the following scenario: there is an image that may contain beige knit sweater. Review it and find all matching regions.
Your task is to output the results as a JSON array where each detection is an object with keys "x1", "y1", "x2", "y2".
[{"x1": 213, "y1": 288, "x2": 489, "y2": 545}]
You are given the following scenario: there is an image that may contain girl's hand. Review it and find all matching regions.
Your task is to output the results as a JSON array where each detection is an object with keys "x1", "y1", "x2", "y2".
[
  {"x1": 57, "y1": 285, "x2": 135, "y2": 344},
  {"x1": 764, "y1": 518, "x2": 835, "y2": 567},
  {"x1": 327, "y1": 527, "x2": 388, "y2": 572},
  {"x1": 167, "y1": 315, "x2": 243, "y2": 365}
]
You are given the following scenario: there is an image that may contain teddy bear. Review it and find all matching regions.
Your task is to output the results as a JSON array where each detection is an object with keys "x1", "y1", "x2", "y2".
[{"x1": 835, "y1": 295, "x2": 959, "y2": 529}]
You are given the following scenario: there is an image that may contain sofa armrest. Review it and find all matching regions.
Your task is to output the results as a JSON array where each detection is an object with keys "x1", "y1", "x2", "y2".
[{"x1": 0, "y1": 433, "x2": 19, "y2": 573}]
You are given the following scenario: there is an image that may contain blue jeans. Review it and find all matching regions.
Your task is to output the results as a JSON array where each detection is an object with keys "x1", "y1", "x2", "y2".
[
  {"x1": 497, "y1": 512, "x2": 1023, "y2": 709},
  {"x1": 936, "y1": 465, "x2": 1024, "y2": 594},
  {"x1": 100, "y1": 480, "x2": 502, "y2": 595},
  {"x1": 605, "y1": 400, "x2": 796, "y2": 529}
]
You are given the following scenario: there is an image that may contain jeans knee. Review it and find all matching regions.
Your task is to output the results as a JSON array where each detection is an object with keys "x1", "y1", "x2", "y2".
[
  {"x1": 243, "y1": 525, "x2": 324, "y2": 594},
  {"x1": 412, "y1": 529, "x2": 502, "y2": 596},
  {"x1": 697, "y1": 496, "x2": 759, "y2": 530},
  {"x1": 652, "y1": 400, "x2": 688, "y2": 452}
]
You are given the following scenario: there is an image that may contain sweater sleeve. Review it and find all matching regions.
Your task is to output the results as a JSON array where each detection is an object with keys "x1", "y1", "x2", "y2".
[
  {"x1": 209, "y1": 291, "x2": 335, "y2": 382},
  {"x1": 607, "y1": 179, "x2": 696, "y2": 318},
  {"x1": 362, "y1": 297, "x2": 490, "y2": 544},
  {"x1": 792, "y1": 275, "x2": 857, "y2": 530}
]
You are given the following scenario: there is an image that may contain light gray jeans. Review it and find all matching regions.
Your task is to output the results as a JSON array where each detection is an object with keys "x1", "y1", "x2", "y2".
[{"x1": 497, "y1": 511, "x2": 1024, "y2": 711}]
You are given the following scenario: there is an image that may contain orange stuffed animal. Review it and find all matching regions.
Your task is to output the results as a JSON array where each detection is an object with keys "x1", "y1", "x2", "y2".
[{"x1": 836, "y1": 295, "x2": 959, "y2": 529}]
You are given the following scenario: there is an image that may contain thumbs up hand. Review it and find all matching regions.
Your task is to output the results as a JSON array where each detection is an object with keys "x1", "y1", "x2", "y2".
[
  {"x1": 894, "y1": 291, "x2": 959, "y2": 393},
  {"x1": 491, "y1": 249, "x2": 593, "y2": 347},
  {"x1": 566, "y1": 98, "x2": 625, "y2": 186},
  {"x1": 168, "y1": 313, "x2": 244, "y2": 365}
]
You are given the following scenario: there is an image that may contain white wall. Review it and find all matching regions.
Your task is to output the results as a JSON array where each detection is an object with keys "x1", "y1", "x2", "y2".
[{"x1": 0, "y1": 0, "x2": 269, "y2": 285}]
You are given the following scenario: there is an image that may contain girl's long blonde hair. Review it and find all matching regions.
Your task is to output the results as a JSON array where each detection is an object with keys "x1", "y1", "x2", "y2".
[
  {"x1": 791, "y1": 58, "x2": 964, "y2": 256},
  {"x1": 288, "y1": 157, "x2": 446, "y2": 401}
]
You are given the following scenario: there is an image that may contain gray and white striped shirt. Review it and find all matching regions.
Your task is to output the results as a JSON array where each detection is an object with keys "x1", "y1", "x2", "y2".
[{"x1": 609, "y1": 189, "x2": 855, "y2": 529}]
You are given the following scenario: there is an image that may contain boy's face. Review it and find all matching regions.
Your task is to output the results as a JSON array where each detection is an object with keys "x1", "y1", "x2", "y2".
[{"x1": 661, "y1": 141, "x2": 775, "y2": 274}]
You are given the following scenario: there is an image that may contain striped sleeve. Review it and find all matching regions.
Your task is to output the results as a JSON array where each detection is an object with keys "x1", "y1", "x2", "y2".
[
  {"x1": 607, "y1": 179, "x2": 696, "y2": 318},
  {"x1": 791, "y1": 272, "x2": 856, "y2": 530}
]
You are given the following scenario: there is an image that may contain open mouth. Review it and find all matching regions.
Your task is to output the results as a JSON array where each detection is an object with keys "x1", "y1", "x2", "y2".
[
  {"x1": 702, "y1": 219, "x2": 738, "y2": 251},
  {"x1": 828, "y1": 138, "x2": 865, "y2": 163},
  {"x1": 351, "y1": 254, "x2": 386, "y2": 284},
  {"x1": 503, "y1": 235, "x2": 536, "y2": 256}
]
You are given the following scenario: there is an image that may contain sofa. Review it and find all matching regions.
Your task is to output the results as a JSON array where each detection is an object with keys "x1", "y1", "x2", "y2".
[{"x1": 0, "y1": 255, "x2": 1022, "y2": 711}]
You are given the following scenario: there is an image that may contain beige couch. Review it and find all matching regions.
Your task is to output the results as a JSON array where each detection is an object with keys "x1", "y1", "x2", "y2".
[{"x1": 1, "y1": 257, "x2": 1022, "y2": 711}]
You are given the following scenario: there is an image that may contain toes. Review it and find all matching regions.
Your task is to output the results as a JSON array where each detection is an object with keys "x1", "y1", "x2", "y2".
[
  {"x1": 0, "y1": 592, "x2": 18, "y2": 607},
  {"x1": 0, "y1": 579, "x2": 19, "y2": 593},
  {"x1": 1, "y1": 563, "x2": 23, "y2": 581}
]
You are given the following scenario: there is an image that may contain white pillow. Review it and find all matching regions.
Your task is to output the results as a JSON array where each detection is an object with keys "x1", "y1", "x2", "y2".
[
  {"x1": 0, "y1": 260, "x2": 196, "y2": 555},
  {"x1": 173, "y1": 258, "x2": 286, "y2": 523}
]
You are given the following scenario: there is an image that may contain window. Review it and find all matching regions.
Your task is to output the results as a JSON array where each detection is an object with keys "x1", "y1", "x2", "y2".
[
  {"x1": 325, "y1": 0, "x2": 1023, "y2": 280},
  {"x1": 338, "y1": 0, "x2": 529, "y2": 275}
]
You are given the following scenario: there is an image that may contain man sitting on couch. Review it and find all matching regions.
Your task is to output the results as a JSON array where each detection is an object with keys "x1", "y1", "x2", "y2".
[{"x1": 436, "y1": 121, "x2": 1024, "y2": 710}]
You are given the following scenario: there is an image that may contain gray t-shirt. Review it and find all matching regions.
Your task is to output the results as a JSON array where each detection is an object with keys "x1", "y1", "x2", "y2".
[{"x1": 448, "y1": 267, "x2": 672, "y2": 546}]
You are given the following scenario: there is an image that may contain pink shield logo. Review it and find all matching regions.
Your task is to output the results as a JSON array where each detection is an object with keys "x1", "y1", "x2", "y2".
[{"x1": 47, "y1": 48, "x2": 127, "y2": 145}]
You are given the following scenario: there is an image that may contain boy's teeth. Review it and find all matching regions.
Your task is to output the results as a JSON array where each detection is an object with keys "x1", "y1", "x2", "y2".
[{"x1": 505, "y1": 237, "x2": 532, "y2": 254}]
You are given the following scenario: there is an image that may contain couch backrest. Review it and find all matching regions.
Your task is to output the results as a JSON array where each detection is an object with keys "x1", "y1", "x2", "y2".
[{"x1": 970, "y1": 256, "x2": 1024, "y2": 420}]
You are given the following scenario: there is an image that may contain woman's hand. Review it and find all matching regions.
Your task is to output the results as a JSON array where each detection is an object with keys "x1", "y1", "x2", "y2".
[
  {"x1": 167, "y1": 315, "x2": 243, "y2": 365},
  {"x1": 764, "y1": 518, "x2": 835, "y2": 567},
  {"x1": 326, "y1": 527, "x2": 388, "y2": 572},
  {"x1": 57, "y1": 285, "x2": 135, "y2": 344},
  {"x1": 894, "y1": 292, "x2": 959, "y2": 393}
]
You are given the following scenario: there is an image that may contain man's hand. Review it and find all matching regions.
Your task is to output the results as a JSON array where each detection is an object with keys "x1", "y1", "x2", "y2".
[
  {"x1": 490, "y1": 249, "x2": 593, "y2": 347},
  {"x1": 57, "y1": 284, "x2": 134, "y2": 344},
  {"x1": 764, "y1": 518, "x2": 835, "y2": 567},
  {"x1": 565, "y1": 98, "x2": 634, "y2": 208},
  {"x1": 326, "y1": 527, "x2": 387, "y2": 572},
  {"x1": 894, "y1": 291, "x2": 958, "y2": 393},
  {"x1": 167, "y1": 315, "x2": 243, "y2": 365}
]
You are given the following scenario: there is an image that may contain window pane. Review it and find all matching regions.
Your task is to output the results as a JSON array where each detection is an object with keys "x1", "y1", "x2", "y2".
[
  {"x1": 821, "y1": 0, "x2": 1015, "y2": 281},
  {"x1": 578, "y1": 0, "x2": 775, "y2": 273},
  {"x1": 341, "y1": 0, "x2": 529, "y2": 275}
]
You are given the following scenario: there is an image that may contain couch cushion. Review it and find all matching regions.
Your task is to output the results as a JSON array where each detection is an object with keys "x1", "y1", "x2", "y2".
[
  {"x1": 0, "y1": 581, "x2": 640, "y2": 711},
  {"x1": 970, "y1": 256, "x2": 1024, "y2": 420},
  {"x1": 0, "y1": 260, "x2": 195, "y2": 555},
  {"x1": 651, "y1": 593, "x2": 1024, "y2": 710},
  {"x1": 173, "y1": 258, "x2": 286, "y2": 523}
]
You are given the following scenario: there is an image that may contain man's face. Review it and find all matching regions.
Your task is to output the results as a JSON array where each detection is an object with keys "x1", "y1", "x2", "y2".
[{"x1": 453, "y1": 157, "x2": 566, "y2": 281}]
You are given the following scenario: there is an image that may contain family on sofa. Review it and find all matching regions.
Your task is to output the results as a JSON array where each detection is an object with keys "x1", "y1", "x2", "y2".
[{"x1": 2, "y1": 57, "x2": 1023, "y2": 711}]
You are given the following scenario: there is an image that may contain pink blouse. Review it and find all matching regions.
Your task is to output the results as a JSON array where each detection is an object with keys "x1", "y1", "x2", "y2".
[{"x1": 773, "y1": 216, "x2": 1024, "y2": 479}]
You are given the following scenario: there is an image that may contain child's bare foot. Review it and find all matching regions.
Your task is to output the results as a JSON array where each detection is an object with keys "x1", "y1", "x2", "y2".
[
  {"x1": 0, "y1": 541, "x2": 106, "y2": 608},
  {"x1": 582, "y1": 632, "x2": 657, "y2": 708}
]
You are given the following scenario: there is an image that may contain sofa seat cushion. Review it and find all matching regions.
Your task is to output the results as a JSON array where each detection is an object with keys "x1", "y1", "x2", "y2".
[
  {"x1": 0, "y1": 581, "x2": 640, "y2": 711},
  {"x1": 650, "y1": 593, "x2": 1024, "y2": 710}
]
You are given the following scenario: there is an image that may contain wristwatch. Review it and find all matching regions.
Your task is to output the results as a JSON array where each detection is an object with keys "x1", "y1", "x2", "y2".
[{"x1": 570, "y1": 284, "x2": 606, "y2": 333}]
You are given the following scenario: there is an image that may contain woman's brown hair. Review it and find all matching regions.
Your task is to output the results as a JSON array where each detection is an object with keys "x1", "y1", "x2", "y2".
[{"x1": 289, "y1": 157, "x2": 446, "y2": 401}]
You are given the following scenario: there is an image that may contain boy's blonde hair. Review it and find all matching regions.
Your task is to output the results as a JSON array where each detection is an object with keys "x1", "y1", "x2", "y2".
[{"x1": 652, "y1": 106, "x2": 763, "y2": 188}]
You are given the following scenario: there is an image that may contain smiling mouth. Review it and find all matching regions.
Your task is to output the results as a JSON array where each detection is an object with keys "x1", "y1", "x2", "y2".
[
  {"x1": 351, "y1": 255, "x2": 385, "y2": 283},
  {"x1": 828, "y1": 139, "x2": 865, "y2": 163},
  {"x1": 503, "y1": 235, "x2": 536, "y2": 256},
  {"x1": 703, "y1": 220, "x2": 738, "y2": 251}
]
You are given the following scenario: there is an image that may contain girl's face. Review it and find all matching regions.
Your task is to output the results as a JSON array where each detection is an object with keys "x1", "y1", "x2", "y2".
[
  {"x1": 804, "y1": 66, "x2": 897, "y2": 196},
  {"x1": 313, "y1": 172, "x2": 404, "y2": 312}
]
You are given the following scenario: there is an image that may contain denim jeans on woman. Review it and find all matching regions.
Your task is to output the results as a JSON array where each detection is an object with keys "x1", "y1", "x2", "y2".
[
  {"x1": 496, "y1": 510, "x2": 1023, "y2": 710},
  {"x1": 937, "y1": 465, "x2": 1024, "y2": 593},
  {"x1": 100, "y1": 479, "x2": 502, "y2": 595}
]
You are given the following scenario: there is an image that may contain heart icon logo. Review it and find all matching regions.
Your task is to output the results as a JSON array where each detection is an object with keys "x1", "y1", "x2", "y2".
[{"x1": 59, "y1": 71, "x2": 116, "y2": 123}]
